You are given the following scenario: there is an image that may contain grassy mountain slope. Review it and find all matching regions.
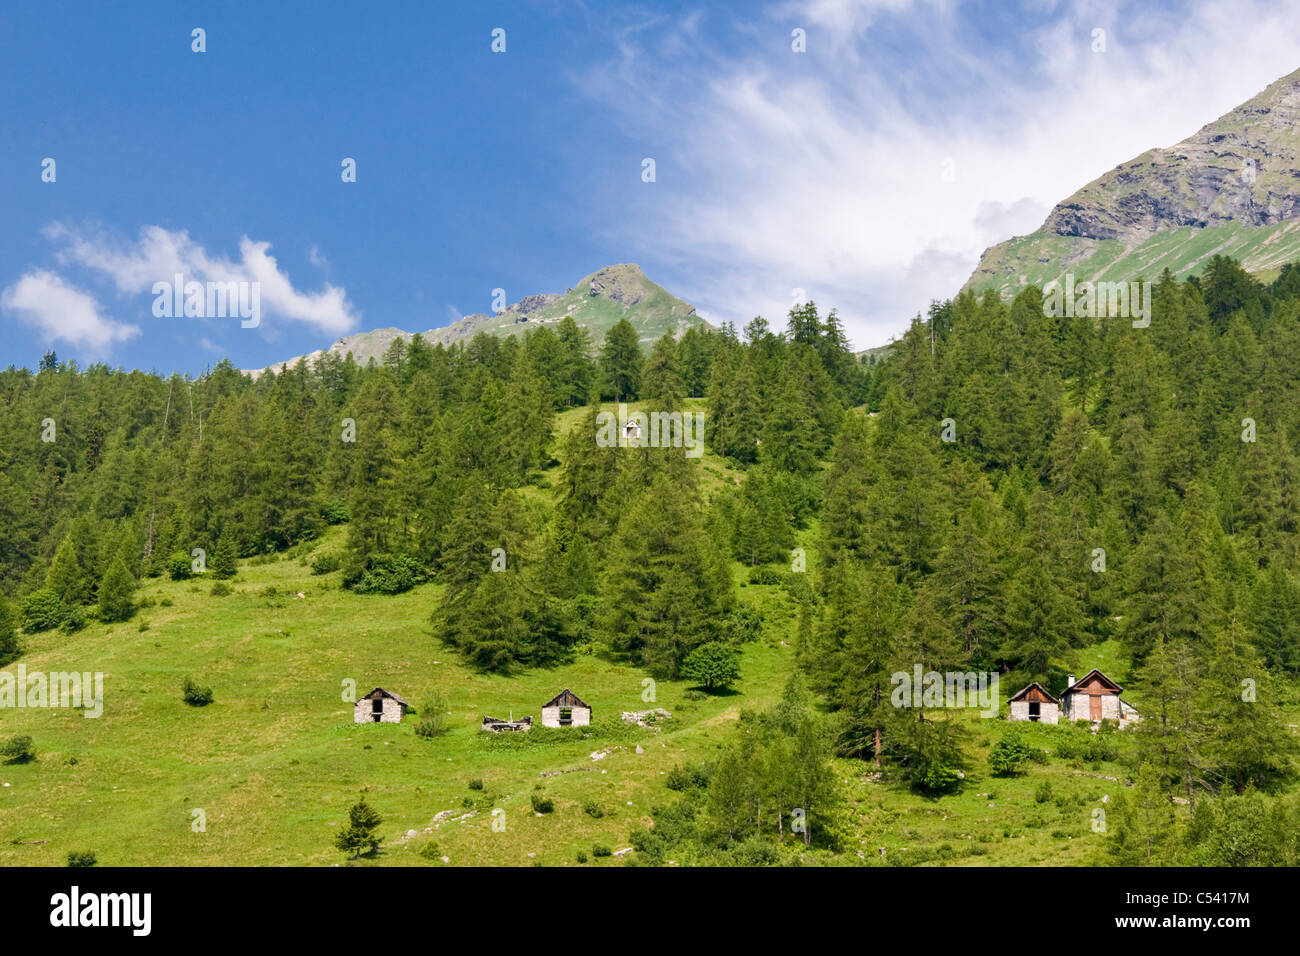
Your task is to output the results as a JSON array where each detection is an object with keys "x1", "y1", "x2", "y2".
[
  {"x1": 0, "y1": 403, "x2": 1245, "y2": 868},
  {"x1": 967, "y1": 67, "x2": 1300, "y2": 296}
]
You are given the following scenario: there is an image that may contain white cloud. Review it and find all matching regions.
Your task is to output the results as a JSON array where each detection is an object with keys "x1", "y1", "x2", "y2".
[
  {"x1": 44, "y1": 223, "x2": 358, "y2": 336},
  {"x1": 576, "y1": 0, "x2": 1300, "y2": 349},
  {"x1": 1, "y1": 270, "x2": 139, "y2": 350}
]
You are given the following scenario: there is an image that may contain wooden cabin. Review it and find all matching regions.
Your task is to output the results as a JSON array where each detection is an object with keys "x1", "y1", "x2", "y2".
[
  {"x1": 1007, "y1": 682, "x2": 1059, "y2": 724},
  {"x1": 354, "y1": 687, "x2": 410, "y2": 724},
  {"x1": 541, "y1": 689, "x2": 591, "y2": 728}
]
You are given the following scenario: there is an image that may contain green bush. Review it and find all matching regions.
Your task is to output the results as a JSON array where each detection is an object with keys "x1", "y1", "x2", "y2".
[
  {"x1": 666, "y1": 762, "x2": 711, "y2": 791},
  {"x1": 414, "y1": 690, "x2": 449, "y2": 738},
  {"x1": 1, "y1": 734, "x2": 36, "y2": 764},
  {"x1": 165, "y1": 552, "x2": 193, "y2": 580},
  {"x1": 320, "y1": 500, "x2": 349, "y2": 525},
  {"x1": 583, "y1": 800, "x2": 605, "y2": 819},
  {"x1": 311, "y1": 552, "x2": 342, "y2": 575},
  {"x1": 921, "y1": 763, "x2": 962, "y2": 794},
  {"x1": 66, "y1": 850, "x2": 97, "y2": 867},
  {"x1": 530, "y1": 794, "x2": 554, "y2": 814},
  {"x1": 592, "y1": 844, "x2": 612, "y2": 858},
  {"x1": 346, "y1": 553, "x2": 426, "y2": 595},
  {"x1": 182, "y1": 677, "x2": 214, "y2": 707},
  {"x1": 210, "y1": 581, "x2": 232, "y2": 597},
  {"x1": 989, "y1": 734, "x2": 1033, "y2": 777},
  {"x1": 20, "y1": 589, "x2": 63, "y2": 633},
  {"x1": 575, "y1": 850, "x2": 588, "y2": 863},
  {"x1": 468, "y1": 778, "x2": 484, "y2": 791},
  {"x1": 746, "y1": 567, "x2": 783, "y2": 586},
  {"x1": 681, "y1": 641, "x2": 741, "y2": 690},
  {"x1": 1034, "y1": 781, "x2": 1053, "y2": 804},
  {"x1": 58, "y1": 605, "x2": 88, "y2": 634},
  {"x1": 419, "y1": 841, "x2": 441, "y2": 861}
]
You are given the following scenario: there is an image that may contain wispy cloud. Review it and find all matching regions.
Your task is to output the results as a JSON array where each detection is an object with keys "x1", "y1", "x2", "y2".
[
  {"x1": 43, "y1": 224, "x2": 359, "y2": 337},
  {"x1": 574, "y1": 0, "x2": 1300, "y2": 348},
  {"x1": 0, "y1": 270, "x2": 139, "y2": 351}
]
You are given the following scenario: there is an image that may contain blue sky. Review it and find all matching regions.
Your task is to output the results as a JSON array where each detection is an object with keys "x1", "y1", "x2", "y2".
[{"x1": 2, "y1": 0, "x2": 1299, "y2": 373}]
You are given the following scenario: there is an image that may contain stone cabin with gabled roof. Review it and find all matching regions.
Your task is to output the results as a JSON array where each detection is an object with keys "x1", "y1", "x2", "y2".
[
  {"x1": 1007, "y1": 669, "x2": 1140, "y2": 727},
  {"x1": 354, "y1": 687, "x2": 410, "y2": 724},
  {"x1": 1008, "y1": 682, "x2": 1060, "y2": 724},
  {"x1": 541, "y1": 689, "x2": 591, "y2": 728},
  {"x1": 1061, "y1": 669, "x2": 1140, "y2": 726}
]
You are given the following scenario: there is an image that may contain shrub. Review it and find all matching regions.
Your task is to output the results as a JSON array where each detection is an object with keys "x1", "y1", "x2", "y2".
[
  {"x1": 747, "y1": 567, "x2": 783, "y2": 586},
  {"x1": 666, "y1": 762, "x2": 710, "y2": 791},
  {"x1": 210, "y1": 581, "x2": 232, "y2": 597},
  {"x1": 311, "y1": 552, "x2": 342, "y2": 575},
  {"x1": 530, "y1": 794, "x2": 554, "y2": 814},
  {"x1": 182, "y1": 677, "x2": 214, "y2": 706},
  {"x1": 58, "y1": 605, "x2": 88, "y2": 634},
  {"x1": 165, "y1": 552, "x2": 193, "y2": 580},
  {"x1": 989, "y1": 734, "x2": 1033, "y2": 777},
  {"x1": 419, "y1": 841, "x2": 441, "y2": 861},
  {"x1": 66, "y1": 850, "x2": 97, "y2": 868},
  {"x1": 921, "y1": 763, "x2": 962, "y2": 795},
  {"x1": 725, "y1": 605, "x2": 764, "y2": 643},
  {"x1": 681, "y1": 641, "x2": 741, "y2": 691},
  {"x1": 583, "y1": 800, "x2": 605, "y2": 819},
  {"x1": 1, "y1": 734, "x2": 36, "y2": 764},
  {"x1": 576, "y1": 850, "x2": 588, "y2": 863},
  {"x1": 414, "y1": 689, "x2": 449, "y2": 739},
  {"x1": 468, "y1": 778, "x2": 484, "y2": 791},
  {"x1": 1035, "y1": 781, "x2": 1053, "y2": 804},
  {"x1": 20, "y1": 589, "x2": 63, "y2": 633},
  {"x1": 592, "y1": 844, "x2": 612, "y2": 858},
  {"x1": 346, "y1": 553, "x2": 426, "y2": 595},
  {"x1": 320, "y1": 500, "x2": 349, "y2": 525}
]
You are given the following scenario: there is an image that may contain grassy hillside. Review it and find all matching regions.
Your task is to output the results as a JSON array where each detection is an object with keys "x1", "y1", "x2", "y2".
[
  {"x1": 966, "y1": 219, "x2": 1300, "y2": 298},
  {"x1": 6, "y1": 401, "x2": 1275, "y2": 868}
]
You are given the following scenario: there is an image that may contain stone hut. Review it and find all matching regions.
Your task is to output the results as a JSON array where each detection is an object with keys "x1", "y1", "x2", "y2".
[
  {"x1": 355, "y1": 687, "x2": 410, "y2": 724},
  {"x1": 1060, "y1": 670, "x2": 1140, "y2": 726},
  {"x1": 1007, "y1": 682, "x2": 1060, "y2": 724},
  {"x1": 541, "y1": 689, "x2": 591, "y2": 728}
]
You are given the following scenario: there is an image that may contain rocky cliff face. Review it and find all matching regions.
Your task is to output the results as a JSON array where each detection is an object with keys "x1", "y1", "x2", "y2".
[{"x1": 967, "y1": 67, "x2": 1300, "y2": 296}]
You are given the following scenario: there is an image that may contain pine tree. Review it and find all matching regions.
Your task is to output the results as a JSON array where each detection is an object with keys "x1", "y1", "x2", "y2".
[
  {"x1": 333, "y1": 795, "x2": 383, "y2": 859},
  {"x1": 96, "y1": 555, "x2": 137, "y2": 623},
  {"x1": 600, "y1": 319, "x2": 643, "y2": 401},
  {"x1": 45, "y1": 532, "x2": 90, "y2": 607},
  {"x1": 0, "y1": 596, "x2": 20, "y2": 666},
  {"x1": 209, "y1": 537, "x2": 237, "y2": 579}
]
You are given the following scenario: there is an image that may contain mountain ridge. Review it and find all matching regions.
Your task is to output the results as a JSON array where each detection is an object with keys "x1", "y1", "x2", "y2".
[
  {"x1": 245, "y1": 263, "x2": 708, "y2": 378},
  {"x1": 965, "y1": 67, "x2": 1300, "y2": 296}
]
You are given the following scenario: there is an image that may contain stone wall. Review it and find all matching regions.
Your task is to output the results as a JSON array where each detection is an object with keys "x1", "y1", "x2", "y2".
[
  {"x1": 1009, "y1": 700, "x2": 1059, "y2": 724},
  {"x1": 354, "y1": 694, "x2": 404, "y2": 723},
  {"x1": 541, "y1": 705, "x2": 591, "y2": 728}
]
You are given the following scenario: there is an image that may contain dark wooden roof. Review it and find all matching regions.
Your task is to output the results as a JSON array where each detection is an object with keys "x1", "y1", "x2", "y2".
[
  {"x1": 1009, "y1": 681, "x2": 1058, "y2": 704},
  {"x1": 361, "y1": 687, "x2": 410, "y2": 707},
  {"x1": 543, "y1": 688, "x2": 589, "y2": 709},
  {"x1": 1062, "y1": 669, "x2": 1122, "y2": 695}
]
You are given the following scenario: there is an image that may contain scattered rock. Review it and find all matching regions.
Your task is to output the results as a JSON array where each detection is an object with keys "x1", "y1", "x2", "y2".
[
  {"x1": 635, "y1": 744, "x2": 645, "y2": 754},
  {"x1": 613, "y1": 847, "x2": 633, "y2": 857},
  {"x1": 620, "y1": 708, "x2": 672, "y2": 727}
]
